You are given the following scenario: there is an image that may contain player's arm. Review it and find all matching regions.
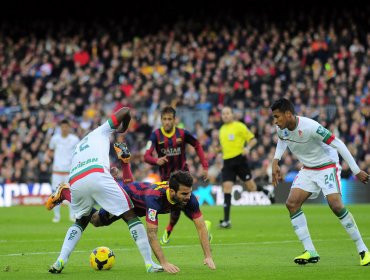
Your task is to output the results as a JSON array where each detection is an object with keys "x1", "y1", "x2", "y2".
[
  {"x1": 272, "y1": 138, "x2": 288, "y2": 187},
  {"x1": 244, "y1": 138, "x2": 257, "y2": 155},
  {"x1": 312, "y1": 125, "x2": 369, "y2": 184},
  {"x1": 192, "y1": 215, "x2": 216, "y2": 269},
  {"x1": 144, "y1": 134, "x2": 168, "y2": 166},
  {"x1": 44, "y1": 148, "x2": 54, "y2": 164},
  {"x1": 112, "y1": 107, "x2": 131, "y2": 133},
  {"x1": 185, "y1": 130, "x2": 209, "y2": 181},
  {"x1": 146, "y1": 222, "x2": 180, "y2": 273},
  {"x1": 328, "y1": 137, "x2": 369, "y2": 184},
  {"x1": 242, "y1": 124, "x2": 257, "y2": 155}
]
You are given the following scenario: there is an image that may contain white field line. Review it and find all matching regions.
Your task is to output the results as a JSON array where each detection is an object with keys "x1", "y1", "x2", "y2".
[{"x1": 0, "y1": 237, "x2": 369, "y2": 257}]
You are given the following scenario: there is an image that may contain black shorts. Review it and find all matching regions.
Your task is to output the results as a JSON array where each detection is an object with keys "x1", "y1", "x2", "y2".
[{"x1": 222, "y1": 154, "x2": 252, "y2": 182}]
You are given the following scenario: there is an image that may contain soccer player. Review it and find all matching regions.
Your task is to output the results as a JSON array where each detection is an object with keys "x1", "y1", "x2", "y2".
[
  {"x1": 218, "y1": 106, "x2": 259, "y2": 228},
  {"x1": 47, "y1": 144, "x2": 216, "y2": 273},
  {"x1": 271, "y1": 98, "x2": 370, "y2": 266},
  {"x1": 144, "y1": 106, "x2": 209, "y2": 244},
  {"x1": 48, "y1": 108, "x2": 163, "y2": 274},
  {"x1": 45, "y1": 119, "x2": 79, "y2": 223}
]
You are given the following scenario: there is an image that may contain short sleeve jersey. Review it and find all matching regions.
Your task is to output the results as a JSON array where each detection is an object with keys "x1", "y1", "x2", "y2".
[{"x1": 219, "y1": 121, "x2": 255, "y2": 159}]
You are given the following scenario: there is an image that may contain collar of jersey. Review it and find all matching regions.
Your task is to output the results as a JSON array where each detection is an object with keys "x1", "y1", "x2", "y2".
[
  {"x1": 160, "y1": 126, "x2": 176, "y2": 138},
  {"x1": 293, "y1": 116, "x2": 300, "y2": 130},
  {"x1": 166, "y1": 188, "x2": 176, "y2": 204}
]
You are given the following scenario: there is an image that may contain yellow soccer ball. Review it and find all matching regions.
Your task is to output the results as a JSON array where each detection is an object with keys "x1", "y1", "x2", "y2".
[{"x1": 89, "y1": 246, "x2": 115, "y2": 270}]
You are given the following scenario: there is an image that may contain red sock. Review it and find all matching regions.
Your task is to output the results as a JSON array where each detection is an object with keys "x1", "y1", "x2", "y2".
[
  {"x1": 122, "y1": 163, "x2": 134, "y2": 183},
  {"x1": 166, "y1": 224, "x2": 174, "y2": 233},
  {"x1": 61, "y1": 188, "x2": 71, "y2": 202}
]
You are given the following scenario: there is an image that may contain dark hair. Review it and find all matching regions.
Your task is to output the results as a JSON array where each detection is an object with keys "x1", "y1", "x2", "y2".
[
  {"x1": 270, "y1": 98, "x2": 295, "y2": 114},
  {"x1": 169, "y1": 171, "x2": 193, "y2": 191},
  {"x1": 161, "y1": 106, "x2": 176, "y2": 118},
  {"x1": 60, "y1": 119, "x2": 70, "y2": 125}
]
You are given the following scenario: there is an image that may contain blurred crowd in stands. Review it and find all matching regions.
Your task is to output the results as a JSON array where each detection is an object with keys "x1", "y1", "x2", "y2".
[{"x1": 0, "y1": 5, "x2": 369, "y2": 187}]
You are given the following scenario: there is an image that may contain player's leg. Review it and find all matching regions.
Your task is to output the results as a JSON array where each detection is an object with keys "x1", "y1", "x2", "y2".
[
  {"x1": 319, "y1": 165, "x2": 369, "y2": 265},
  {"x1": 61, "y1": 174, "x2": 75, "y2": 222},
  {"x1": 220, "y1": 180, "x2": 233, "y2": 228},
  {"x1": 220, "y1": 158, "x2": 236, "y2": 228},
  {"x1": 288, "y1": 171, "x2": 320, "y2": 264},
  {"x1": 161, "y1": 210, "x2": 181, "y2": 244},
  {"x1": 236, "y1": 156, "x2": 257, "y2": 192},
  {"x1": 327, "y1": 194, "x2": 370, "y2": 266},
  {"x1": 94, "y1": 173, "x2": 161, "y2": 272},
  {"x1": 49, "y1": 182, "x2": 94, "y2": 273},
  {"x1": 90, "y1": 207, "x2": 120, "y2": 226},
  {"x1": 45, "y1": 182, "x2": 71, "y2": 210},
  {"x1": 121, "y1": 209, "x2": 163, "y2": 272},
  {"x1": 50, "y1": 174, "x2": 63, "y2": 222}
]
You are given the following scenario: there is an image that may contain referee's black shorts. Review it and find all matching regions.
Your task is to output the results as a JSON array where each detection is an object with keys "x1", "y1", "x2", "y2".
[{"x1": 221, "y1": 154, "x2": 252, "y2": 182}]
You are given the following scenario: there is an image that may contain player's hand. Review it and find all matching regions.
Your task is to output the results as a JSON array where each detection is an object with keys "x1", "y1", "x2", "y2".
[
  {"x1": 202, "y1": 169, "x2": 209, "y2": 182},
  {"x1": 110, "y1": 166, "x2": 119, "y2": 178},
  {"x1": 157, "y1": 156, "x2": 168, "y2": 166},
  {"x1": 203, "y1": 257, "x2": 216, "y2": 269},
  {"x1": 161, "y1": 262, "x2": 180, "y2": 274},
  {"x1": 356, "y1": 170, "x2": 370, "y2": 184},
  {"x1": 272, "y1": 160, "x2": 281, "y2": 187}
]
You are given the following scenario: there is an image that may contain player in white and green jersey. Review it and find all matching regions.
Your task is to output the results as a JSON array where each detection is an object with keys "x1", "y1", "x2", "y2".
[
  {"x1": 48, "y1": 107, "x2": 163, "y2": 274},
  {"x1": 271, "y1": 98, "x2": 370, "y2": 266}
]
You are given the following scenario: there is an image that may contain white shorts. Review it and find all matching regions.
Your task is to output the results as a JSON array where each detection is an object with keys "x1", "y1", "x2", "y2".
[
  {"x1": 70, "y1": 171, "x2": 133, "y2": 219},
  {"x1": 291, "y1": 164, "x2": 342, "y2": 199},
  {"x1": 51, "y1": 173, "x2": 69, "y2": 191}
]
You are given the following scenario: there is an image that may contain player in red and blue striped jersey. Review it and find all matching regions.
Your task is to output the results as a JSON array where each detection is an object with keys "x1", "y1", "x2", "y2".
[{"x1": 144, "y1": 106, "x2": 209, "y2": 244}]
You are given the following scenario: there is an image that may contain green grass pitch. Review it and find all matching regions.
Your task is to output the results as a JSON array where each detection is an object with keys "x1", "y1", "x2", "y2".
[{"x1": 1, "y1": 204, "x2": 369, "y2": 279}]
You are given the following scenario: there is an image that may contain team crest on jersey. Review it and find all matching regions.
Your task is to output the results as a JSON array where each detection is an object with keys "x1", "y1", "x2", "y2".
[
  {"x1": 148, "y1": 208, "x2": 157, "y2": 221},
  {"x1": 298, "y1": 130, "x2": 302, "y2": 137},
  {"x1": 176, "y1": 138, "x2": 182, "y2": 144},
  {"x1": 316, "y1": 126, "x2": 328, "y2": 137},
  {"x1": 283, "y1": 130, "x2": 289, "y2": 137}
]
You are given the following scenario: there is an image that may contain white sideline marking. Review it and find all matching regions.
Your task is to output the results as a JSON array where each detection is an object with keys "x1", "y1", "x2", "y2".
[{"x1": 0, "y1": 237, "x2": 369, "y2": 257}]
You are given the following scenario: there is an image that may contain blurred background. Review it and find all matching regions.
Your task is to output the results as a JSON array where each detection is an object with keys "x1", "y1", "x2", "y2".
[{"x1": 0, "y1": 0, "x2": 369, "y2": 205}]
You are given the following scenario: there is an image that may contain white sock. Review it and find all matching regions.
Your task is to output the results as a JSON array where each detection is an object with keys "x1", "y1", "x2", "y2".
[
  {"x1": 128, "y1": 218, "x2": 153, "y2": 265},
  {"x1": 291, "y1": 209, "x2": 316, "y2": 252},
  {"x1": 53, "y1": 205, "x2": 61, "y2": 219},
  {"x1": 68, "y1": 203, "x2": 75, "y2": 219},
  {"x1": 58, "y1": 224, "x2": 83, "y2": 263},
  {"x1": 338, "y1": 209, "x2": 368, "y2": 253}
]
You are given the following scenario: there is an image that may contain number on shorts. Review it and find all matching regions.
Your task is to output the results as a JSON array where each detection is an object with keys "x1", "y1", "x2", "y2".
[{"x1": 324, "y1": 173, "x2": 335, "y2": 185}]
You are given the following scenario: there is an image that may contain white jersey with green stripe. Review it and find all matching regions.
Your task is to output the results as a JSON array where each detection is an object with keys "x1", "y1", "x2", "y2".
[
  {"x1": 275, "y1": 116, "x2": 338, "y2": 168},
  {"x1": 69, "y1": 120, "x2": 114, "y2": 179}
]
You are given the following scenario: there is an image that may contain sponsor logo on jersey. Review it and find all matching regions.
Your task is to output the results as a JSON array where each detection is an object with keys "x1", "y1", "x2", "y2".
[
  {"x1": 148, "y1": 208, "x2": 157, "y2": 222},
  {"x1": 70, "y1": 157, "x2": 99, "y2": 173},
  {"x1": 161, "y1": 147, "x2": 181, "y2": 156}
]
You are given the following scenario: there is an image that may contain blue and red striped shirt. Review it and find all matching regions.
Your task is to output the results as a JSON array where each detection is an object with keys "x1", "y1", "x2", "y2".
[
  {"x1": 144, "y1": 127, "x2": 208, "y2": 180},
  {"x1": 122, "y1": 181, "x2": 202, "y2": 225}
]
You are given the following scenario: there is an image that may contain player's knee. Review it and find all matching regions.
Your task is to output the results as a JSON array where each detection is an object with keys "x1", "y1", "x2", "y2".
[
  {"x1": 329, "y1": 202, "x2": 344, "y2": 215},
  {"x1": 285, "y1": 199, "x2": 300, "y2": 213},
  {"x1": 121, "y1": 209, "x2": 137, "y2": 223},
  {"x1": 75, "y1": 215, "x2": 91, "y2": 230},
  {"x1": 90, "y1": 212, "x2": 103, "y2": 227}
]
